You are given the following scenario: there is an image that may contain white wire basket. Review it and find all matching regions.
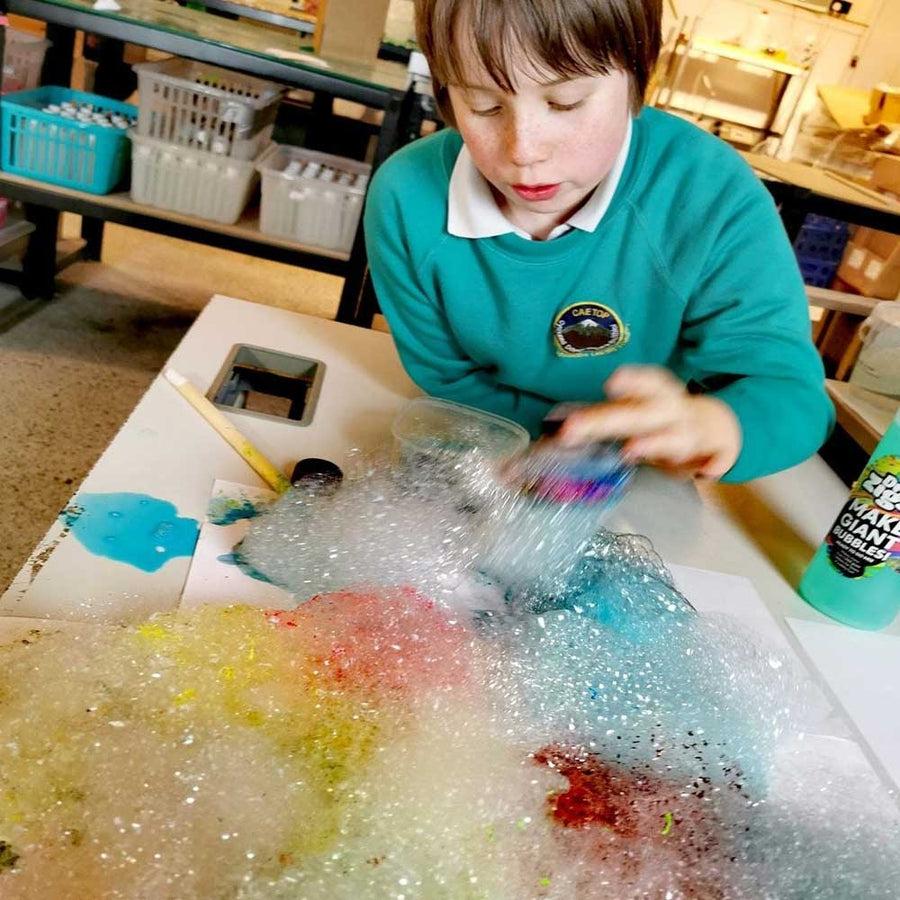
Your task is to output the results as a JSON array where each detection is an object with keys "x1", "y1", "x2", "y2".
[{"x1": 133, "y1": 57, "x2": 284, "y2": 160}]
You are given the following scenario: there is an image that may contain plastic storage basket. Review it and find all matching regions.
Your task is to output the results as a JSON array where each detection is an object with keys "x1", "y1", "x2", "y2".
[
  {"x1": 133, "y1": 57, "x2": 284, "y2": 160},
  {"x1": 257, "y1": 145, "x2": 371, "y2": 255},
  {"x1": 797, "y1": 256, "x2": 839, "y2": 289},
  {"x1": 2, "y1": 28, "x2": 51, "y2": 94},
  {"x1": 130, "y1": 131, "x2": 263, "y2": 224},
  {"x1": 1, "y1": 86, "x2": 136, "y2": 193},
  {"x1": 792, "y1": 213, "x2": 850, "y2": 288}
]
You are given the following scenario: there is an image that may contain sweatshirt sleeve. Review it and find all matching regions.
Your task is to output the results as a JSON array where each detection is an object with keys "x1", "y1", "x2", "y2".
[
  {"x1": 676, "y1": 178, "x2": 834, "y2": 482},
  {"x1": 363, "y1": 159, "x2": 553, "y2": 435}
]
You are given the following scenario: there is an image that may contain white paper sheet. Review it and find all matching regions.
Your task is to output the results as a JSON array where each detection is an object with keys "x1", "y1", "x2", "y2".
[
  {"x1": 179, "y1": 480, "x2": 294, "y2": 610},
  {"x1": 787, "y1": 616, "x2": 900, "y2": 791},
  {"x1": 668, "y1": 563, "x2": 796, "y2": 654}
]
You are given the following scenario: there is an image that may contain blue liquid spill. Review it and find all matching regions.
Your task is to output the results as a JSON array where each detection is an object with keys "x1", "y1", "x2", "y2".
[{"x1": 60, "y1": 493, "x2": 199, "y2": 573}]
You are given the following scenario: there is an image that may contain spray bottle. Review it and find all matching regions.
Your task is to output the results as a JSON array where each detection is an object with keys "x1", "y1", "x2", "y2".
[{"x1": 799, "y1": 409, "x2": 900, "y2": 630}]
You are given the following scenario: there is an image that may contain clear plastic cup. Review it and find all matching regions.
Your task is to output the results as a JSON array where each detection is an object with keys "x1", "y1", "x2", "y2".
[{"x1": 391, "y1": 397, "x2": 530, "y2": 468}]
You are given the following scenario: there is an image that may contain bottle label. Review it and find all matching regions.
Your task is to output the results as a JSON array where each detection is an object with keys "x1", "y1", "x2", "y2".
[{"x1": 826, "y1": 455, "x2": 900, "y2": 579}]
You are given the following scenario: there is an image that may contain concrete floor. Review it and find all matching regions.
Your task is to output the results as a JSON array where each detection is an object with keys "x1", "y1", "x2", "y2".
[{"x1": 0, "y1": 215, "x2": 345, "y2": 593}]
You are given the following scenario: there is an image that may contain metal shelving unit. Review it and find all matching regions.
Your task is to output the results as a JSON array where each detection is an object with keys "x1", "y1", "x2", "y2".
[
  {"x1": 0, "y1": 0, "x2": 431, "y2": 325},
  {"x1": 0, "y1": 214, "x2": 35, "y2": 261}
]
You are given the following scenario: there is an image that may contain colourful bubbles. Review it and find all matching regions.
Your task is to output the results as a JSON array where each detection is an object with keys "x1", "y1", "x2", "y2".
[{"x1": 4, "y1": 471, "x2": 900, "y2": 899}]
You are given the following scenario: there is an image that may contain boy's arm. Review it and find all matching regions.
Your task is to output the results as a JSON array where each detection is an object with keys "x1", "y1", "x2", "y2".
[
  {"x1": 364, "y1": 175, "x2": 552, "y2": 435},
  {"x1": 672, "y1": 186, "x2": 834, "y2": 482},
  {"x1": 555, "y1": 182, "x2": 833, "y2": 483}
]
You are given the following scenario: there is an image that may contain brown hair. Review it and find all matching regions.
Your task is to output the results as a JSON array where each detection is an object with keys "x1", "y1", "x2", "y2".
[{"x1": 415, "y1": 0, "x2": 662, "y2": 124}]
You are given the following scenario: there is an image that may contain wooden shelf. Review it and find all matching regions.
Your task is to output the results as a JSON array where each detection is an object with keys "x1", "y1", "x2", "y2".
[
  {"x1": 826, "y1": 379, "x2": 899, "y2": 454},
  {"x1": 0, "y1": 171, "x2": 352, "y2": 279},
  {"x1": 691, "y1": 38, "x2": 805, "y2": 76},
  {"x1": 806, "y1": 285, "x2": 879, "y2": 317},
  {"x1": 0, "y1": 172, "x2": 350, "y2": 262},
  {"x1": 0, "y1": 216, "x2": 35, "y2": 261}
]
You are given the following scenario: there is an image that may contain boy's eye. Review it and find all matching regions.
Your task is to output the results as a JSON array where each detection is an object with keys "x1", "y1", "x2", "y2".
[
  {"x1": 471, "y1": 106, "x2": 502, "y2": 117},
  {"x1": 549, "y1": 100, "x2": 584, "y2": 112}
]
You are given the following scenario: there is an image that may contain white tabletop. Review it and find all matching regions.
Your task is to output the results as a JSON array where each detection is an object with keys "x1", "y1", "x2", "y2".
[
  {"x1": 1, "y1": 294, "x2": 419, "y2": 620},
  {"x1": 2, "y1": 293, "x2": 897, "y2": 791}
]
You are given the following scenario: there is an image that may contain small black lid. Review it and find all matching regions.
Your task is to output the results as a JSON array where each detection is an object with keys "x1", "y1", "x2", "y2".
[{"x1": 290, "y1": 457, "x2": 343, "y2": 488}]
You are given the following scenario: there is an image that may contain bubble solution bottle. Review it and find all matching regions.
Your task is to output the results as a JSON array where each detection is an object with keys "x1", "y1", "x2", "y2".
[{"x1": 799, "y1": 409, "x2": 900, "y2": 630}]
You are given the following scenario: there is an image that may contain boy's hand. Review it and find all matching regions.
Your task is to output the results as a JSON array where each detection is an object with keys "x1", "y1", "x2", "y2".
[{"x1": 554, "y1": 365, "x2": 742, "y2": 480}]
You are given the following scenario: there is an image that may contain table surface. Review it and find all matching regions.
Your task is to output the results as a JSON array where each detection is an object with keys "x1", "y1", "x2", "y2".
[
  {"x1": 690, "y1": 37, "x2": 804, "y2": 76},
  {"x1": 206, "y1": 0, "x2": 317, "y2": 25},
  {"x1": 1, "y1": 294, "x2": 898, "y2": 794},
  {"x1": 742, "y1": 152, "x2": 900, "y2": 214},
  {"x1": 17, "y1": 0, "x2": 411, "y2": 94},
  {"x1": 826, "y1": 378, "x2": 900, "y2": 454}
]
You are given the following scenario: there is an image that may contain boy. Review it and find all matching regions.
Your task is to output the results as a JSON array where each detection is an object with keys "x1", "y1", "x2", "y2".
[{"x1": 364, "y1": 0, "x2": 833, "y2": 483}]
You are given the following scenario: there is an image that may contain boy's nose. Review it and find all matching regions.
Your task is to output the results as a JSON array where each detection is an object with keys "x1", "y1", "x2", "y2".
[{"x1": 505, "y1": 117, "x2": 549, "y2": 168}]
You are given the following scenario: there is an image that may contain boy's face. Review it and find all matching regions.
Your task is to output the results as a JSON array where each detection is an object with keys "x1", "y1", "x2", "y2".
[{"x1": 447, "y1": 57, "x2": 631, "y2": 239}]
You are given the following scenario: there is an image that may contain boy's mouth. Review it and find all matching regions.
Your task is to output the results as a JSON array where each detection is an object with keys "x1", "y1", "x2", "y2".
[{"x1": 511, "y1": 183, "x2": 561, "y2": 202}]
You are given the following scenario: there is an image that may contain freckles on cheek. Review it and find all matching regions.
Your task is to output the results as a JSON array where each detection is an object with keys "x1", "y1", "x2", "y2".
[
  {"x1": 581, "y1": 125, "x2": 625, "y2": 173},
  {"x1": 462, "y1": 133, "x2": 500, "y2": 174}
]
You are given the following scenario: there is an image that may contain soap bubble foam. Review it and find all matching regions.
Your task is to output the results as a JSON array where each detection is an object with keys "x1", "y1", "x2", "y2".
[{"x1": 2, "y1": 454, "x2": 898, "y2": 898}]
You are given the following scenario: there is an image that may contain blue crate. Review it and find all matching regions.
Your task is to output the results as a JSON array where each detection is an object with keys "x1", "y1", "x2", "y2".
[
  {"x1": 1, "y1": 86, "x2": 137, "y2": 194},
  {"x1": 797, "y1": 254, "x2": 839, "y2": 288},
  {"x1": 792, "y1": 214, "x2": 850, "y2": 265}
]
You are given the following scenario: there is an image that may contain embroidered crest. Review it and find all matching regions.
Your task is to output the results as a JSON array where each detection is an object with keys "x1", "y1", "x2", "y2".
[{"x1": 553, "y1": 303, "x2": 629, "y2": 356}]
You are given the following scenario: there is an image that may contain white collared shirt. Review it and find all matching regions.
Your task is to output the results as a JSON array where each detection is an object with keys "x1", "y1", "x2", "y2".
[{"x1": 446, "y1": 117, "x2": 633, "y2": 241}]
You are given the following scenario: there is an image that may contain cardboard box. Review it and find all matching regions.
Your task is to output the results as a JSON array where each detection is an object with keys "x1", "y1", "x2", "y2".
[
  {"x1": 865, "y1": 83, "x2": 900, "y2": 126},
  {"x1": 318, "y1": 0, "x2": 392, "y2": 61},
  {"x1": 837, "y1": 227, "x2": 900, "y2": 299},
  {"x1": 871, "y1": 154, "x2": 900, "y2": 194}
]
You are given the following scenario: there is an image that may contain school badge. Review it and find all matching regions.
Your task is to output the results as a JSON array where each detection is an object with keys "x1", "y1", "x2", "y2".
[{"x1": 552, "y1": 302, "x2": 629, "y2": 356}]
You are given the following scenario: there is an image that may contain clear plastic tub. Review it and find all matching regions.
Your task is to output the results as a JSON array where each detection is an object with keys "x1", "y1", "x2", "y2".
[
  {"x1": 130, "y1": 131, "x2": 264, "y2": 224},
  {"x1": 392, "y1": 397, "x2": 530, "y2": 468},
  {"x1": 257, "y1": 145, "x2": 371, "y2": 255},
  {"x1": 133, "y1": 57, "x2": 284, "y2": 160},
  {"x1": 2, "y1": 29, "x2": 51, "y2": 94}
]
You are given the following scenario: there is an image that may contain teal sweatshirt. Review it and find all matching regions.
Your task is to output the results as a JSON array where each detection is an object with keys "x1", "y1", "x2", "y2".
[{"x1": 364, "y1": 107, "x2": 833, "y2": 483}]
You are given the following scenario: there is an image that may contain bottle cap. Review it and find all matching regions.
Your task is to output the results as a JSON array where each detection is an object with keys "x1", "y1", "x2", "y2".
[{"x1": 290, "y1": 457, "x2": 343, "y2": 490}]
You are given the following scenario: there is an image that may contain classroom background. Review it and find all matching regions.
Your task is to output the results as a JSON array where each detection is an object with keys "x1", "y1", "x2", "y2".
[{"x1": 0, "y1": 0, "x2": 899, "y2": 590}]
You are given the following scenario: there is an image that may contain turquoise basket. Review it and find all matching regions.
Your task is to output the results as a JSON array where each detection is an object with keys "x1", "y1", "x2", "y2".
[{"x1": 1, "y1": 86, "x2": 137, "y2": 194}]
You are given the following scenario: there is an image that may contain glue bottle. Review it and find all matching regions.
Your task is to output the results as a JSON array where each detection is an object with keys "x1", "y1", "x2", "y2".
[{"x1": 799, "y1": 409, "x2": 900, "y2": 630}]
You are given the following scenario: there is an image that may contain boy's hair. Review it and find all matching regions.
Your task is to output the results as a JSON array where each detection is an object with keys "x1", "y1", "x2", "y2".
[{"x1": 415, "y1": 0, "x2": 662, "y2": 124}]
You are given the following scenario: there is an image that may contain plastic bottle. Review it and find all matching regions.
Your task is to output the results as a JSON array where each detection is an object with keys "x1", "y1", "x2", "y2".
[
  {"x1": 799, "y1": 409, "x2": 900, "y2": 630},
  {"x1": 476, "y1": 403, "x2": 634, "y2": 588},
  {"x1": 506, "y1": 402, "x2": 633, "y2": 502}
]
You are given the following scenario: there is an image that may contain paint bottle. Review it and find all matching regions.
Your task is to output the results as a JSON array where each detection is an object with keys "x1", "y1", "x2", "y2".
[
  {"x1": 520, "y1": 402, "x2": 634, "y2": 505},
  {"x1": 799, "y1": 409, "x2": 900, "y2": 630}
]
